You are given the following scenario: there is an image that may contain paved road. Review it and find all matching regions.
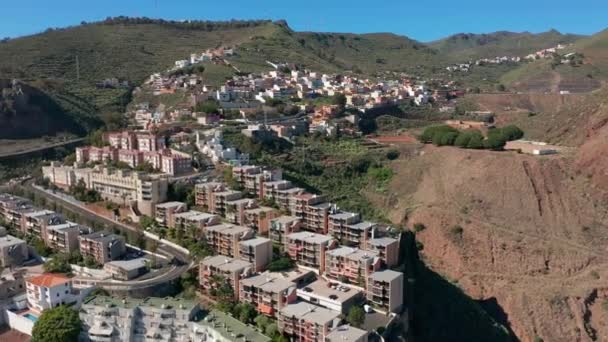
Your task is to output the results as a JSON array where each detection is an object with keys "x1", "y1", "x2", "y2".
[
  {"x1": 0, "y1": 137, "x2": 85, "y2": 159},
  {"x1": 27, "y1": 182, "x2": 193, "y2": 291}
]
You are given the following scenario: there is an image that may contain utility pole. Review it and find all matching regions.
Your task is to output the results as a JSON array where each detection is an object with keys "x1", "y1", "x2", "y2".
[{"x1": 75, "y1": 55, "x2": 80, "y2": 81}]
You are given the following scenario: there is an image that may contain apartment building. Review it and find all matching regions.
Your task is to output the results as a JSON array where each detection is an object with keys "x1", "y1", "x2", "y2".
[
  {"x1": 325, "y1": 325, "x2": 369, "y2": 342},
  {"x1": 225, "y1": 198, "x2": 257, "y2": 225},
  {"x1": 208, "y1": 190, "x2": 243, "y2": 216},
  {"x1": 277, "y1": 302, "x2": 341, "y2": 342},
  {"x1": 80, "y1": 295, "x2": 200, "y2": 342},
  {"x1": 290, "y1": 193, "x2": 330, "y2": 234},
  {"x1": 262, "y1": 181, "x2": 303, "y2": 210},
  {"x1": 243, "y1": 206, "x2": 280, "y2": 234},
  {"x1": 105, "y1": 131, "x2": 137, "y2": 150},
  {"x1": 328, "y1": 211, "x2": 360, "y2": 241},
  {"x1": 79, "y1": 231, "x2": 126, "y2": 265},
  {"x1": 194, "y1": 182, "x2": 225, "y2": 209},
  {"x1": 204, "y1": 224, "x2": 254, "y2": 257},
  {"x1": 26, "y1": 273, "x2": 76, "y2": 313},
  {"x1": 328, "y1": 214, "x2": 377, "y2": 248},
  {"x1": 0, "y1": 194, "x2": 34, "y2": 228},
  {"x1": 192, "y1": 310, "x2": 271, "y2": 342},
  {"x1": 0, "y1": 269, "x2": 25, "y2": 301},
  {"x1": 171, "y1": 211, "x2": 221, "y2": 233},
  {"x1": 286, "y1": 232, "x2": 337, "y2": 273},
  {"x1": 365, "y1": 237, "x2": 399, "y2": 267},
  {"x1": 21, "y1": 209, "x2": 65, "y2": 240},
  {"x1": 46, "y1": 221, "x2": 90, "y2": 254},
  {"x1": 238, "y1": 237, "x2": 272, "y2": 272},
  {"x1": 239, "y1": 272, "x2": 298, "y2": 317},
  {"x1": 199, "y1": 256, "x2": 252, "y2": 298},
  {"x1": 269, "y1": 215, "x2": 302, "y2": 249},
  {"x1": 155, "y1": 201, "x2": 188, "y2": 227},
  {"x1": 296, "y1": 278, "x2": 362, "y2": 314},
  {"x1": 75, "y1": 146, "x2": 118, "y2": 165},
  {"x1": 367, "y1": 270, "x2": 404, "y2": 313},
  {"x1": 325, "y1": 247, "x2": 381, "y2": 287},
  {"x1": 233, "y1": 165, "x2": 282, "y2": 198},
  {"x1": 42, "y1": 165, "x2": 169, "y2": 216},
  {"x1": 0, "y1": 233, "x2": 28, "y2": 268},
  {"x1": 103, "y1": 258, "x2": 149, "y2": 280}
]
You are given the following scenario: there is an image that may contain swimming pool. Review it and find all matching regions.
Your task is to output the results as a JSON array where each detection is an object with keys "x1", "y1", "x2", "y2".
[{"x1": 24, "y1": 313, "x2": 38, "y2": 322}]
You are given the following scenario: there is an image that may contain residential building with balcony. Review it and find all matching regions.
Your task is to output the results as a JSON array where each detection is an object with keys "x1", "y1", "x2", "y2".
[
  {"x1": 26, "y1": 273, "x2": 76, "y2": 313},
  {"x1": 269, "y1": 216, "x2": 302, "y2": 249},
  {"x1": 199, "y1": 256, "x2": 252, "y2": 298},
  {"x1": 208, "y1": 190, "x2": 243, "y2": 216},
  {"x1": 233, "y1": 166, "x2": 283, "y2": 198},
  {"x1": 325, "y1": 247, "x2": 381, "y2": 287},
  {"x1": 365, "y1": 237, "x2": 399, "y2": 267},
  {"x1": 325, "y1": 325, "x2": 368, "y2": 342},
  {"x1": 194, "y1": 182, "x2": 225, "y2": 209},
  {"x1": 238, "y1": 237, "x2": 272, "y2": 272},
  {"x1": 329, "y1": 218, "x2": 377, "y2": 248},
  {"x1": 296, "y1": 278, "x2": 362, "y2": 314},
  {"x1": 46, "y1": 221, "x2": 91, "y2": 254},
  {"x1": 290, "y1": 194, "x2": 330, "y2": 233},
  {"x1": 21, "y1": 210, "x2": 65, "y2": 241},
  {"x1": 79, "y1": 231, "x2": 126, "y2": 265},
  {"x1": 0, "y1": 269, "x2": 25, "y2": 301},
  {"x1": 286, "y1": 232, "x2": 337, "y2": 273},
  {"x1": 79, "y1": 295, "x2": 201, "y2": 342},
  {"x1": 0, "y1": 194, "x2": 34, "y2": 228},
  {"x1": 0, "y1": 233, "x2": 28, "y2": 268},
  {"x1": 155, "y1": 201, "x2": 188, "y2": 227},
  {"x1": 277, "y1": 302, "x2": 341, "y2": 342},
  {"x1": 367, "y1": 270, "x2": 404, "y2": 313},
  {"x1": 243, "y1": 206, "x2": 280, "y2": 235},
  {"x1": 204, "y1": 224, "x2": 254, "y2": 257},
  {"x1": 225, "y1": 198, "x2": 257, "y2": 225},
  {"x1": 328, "y1": 211, "x2": 360, "y2": 241},
  {"x1": 239, "y1": 272, "x2": 298, "y2": 317}
]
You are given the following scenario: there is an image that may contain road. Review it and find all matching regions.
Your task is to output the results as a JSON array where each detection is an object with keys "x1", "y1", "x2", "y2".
[
  {"x1": 26, "y1": 181, "x2": 193, "y2": 291},
  {"x1": 0, "y1": 137, "x2": 85, "y2": 159}
]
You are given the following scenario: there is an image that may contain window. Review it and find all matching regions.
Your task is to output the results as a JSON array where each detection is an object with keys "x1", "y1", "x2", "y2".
[{"x1": 57, "y1": 293, "x2": 60, "y2": 297}]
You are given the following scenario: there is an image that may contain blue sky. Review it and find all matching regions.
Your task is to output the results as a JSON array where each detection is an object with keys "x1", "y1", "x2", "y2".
[{"x1": 1, "y1": 0, "x2": 607, "y2": 42}]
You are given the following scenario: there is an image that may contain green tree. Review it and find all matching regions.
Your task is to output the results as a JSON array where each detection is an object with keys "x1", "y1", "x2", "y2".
[
  {"x1": 346, "y1": 306, "x2": 365, "y2": 328},
  {"x1": 466, "y1": 133, "x2": 485, "y2": 149},
  {"x1": 484, "y1": 130, "x2": 507, "y2": 150},
  {"x1": 419, "y1": 125, "x2": 459, "y2": 144},
  {"x1": 332, "y1": 93, "x2": 347, "y2": 107},
  {"x1": 265, "y1": 323, "x2": 279, "y2": 337},
  {"x1": 31, "y1": 305, "x2": 81, "y2": 342},
  {"x1": 234, "y1": 303, "x2": 257, "y2": 324},
  {"x1": 499, "y1": 125, "x2": 524, "y2": 141},
  {"x1": 255, "y1": 315, "x2": 270, "y2": 331}
]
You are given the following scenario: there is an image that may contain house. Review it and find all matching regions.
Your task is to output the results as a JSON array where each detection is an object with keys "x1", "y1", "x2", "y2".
[
  {"x1": 296, "y1": 278, "x2": 362, "y2": 314},
  {"x1": 78, "y1": 231, "x2": 126, "y2": 265},
  {"x1": 26, "y1": 274, "x2": 76, "y2": 313},
  {"x1": 367, "y1": 270, "x2": 404, "y2": 313},
  {"x1": 239, "y1": 272, "x2": 298, "y2": 317}
]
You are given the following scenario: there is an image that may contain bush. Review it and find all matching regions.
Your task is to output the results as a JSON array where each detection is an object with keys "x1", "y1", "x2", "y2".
[
  {"x1": 467, "y1": 133, "x2": 485, "y2": 149},
  {"x1": 450, "y1": 225, "x2": 464, "y2": 238},
  {"x1": 419, "y1": 125, "x2": 459, "y2": 144},
  {"x1": 484, "y1": 130, "x2": 507, "y2": 150},
  {"x1": 386, "y1": 149, "x2": 400, "y2": 160},
  {"x1": 499, "y1": 125, "x2": 524, "y2": 141},
  {"x1": 413, "y1": 223, "x2": 426, "y2": 232},
  {"x1": 439, "y1": 132, "x2": 459, "y2": 146}
]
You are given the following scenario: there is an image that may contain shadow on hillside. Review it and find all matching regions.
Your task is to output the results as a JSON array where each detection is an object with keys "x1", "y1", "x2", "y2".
[{"x1": 389, "y1": 232, "x2": 517, "y2": 342}]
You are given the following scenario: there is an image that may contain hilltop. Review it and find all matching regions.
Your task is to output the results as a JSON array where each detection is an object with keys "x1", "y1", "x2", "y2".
[
  {"x1": 429, "y1": 30, "x2": 582, "y2": 61},
  {"x1": 501, "y1": 29, "x2": 608, "y2": 92}
]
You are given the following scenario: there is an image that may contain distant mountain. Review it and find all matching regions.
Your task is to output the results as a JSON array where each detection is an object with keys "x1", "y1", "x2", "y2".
[{"x1": 429, "y1": 30, "x2": 583, "y2": 61}]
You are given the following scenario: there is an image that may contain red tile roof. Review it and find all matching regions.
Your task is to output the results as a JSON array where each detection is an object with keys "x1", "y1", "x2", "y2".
[{"x1": 26, "y1": 274, "x2": 71, "y2": 288}]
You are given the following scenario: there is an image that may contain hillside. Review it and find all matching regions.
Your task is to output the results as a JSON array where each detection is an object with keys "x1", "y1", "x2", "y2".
[
  {"x1": 501, "y1": 29, "x2": 608, "y2": 92},
  {"x1": 367, "y1": 87, "x2": 608, "y2": 342},
  {"x1": 430, "y1": 30, "x2": 582, "y2": 61}
]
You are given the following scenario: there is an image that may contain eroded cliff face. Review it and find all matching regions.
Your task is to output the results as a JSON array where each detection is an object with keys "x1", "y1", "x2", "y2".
[{"x1": 371, "y1": 142, "x2": 608, "y2": 342}]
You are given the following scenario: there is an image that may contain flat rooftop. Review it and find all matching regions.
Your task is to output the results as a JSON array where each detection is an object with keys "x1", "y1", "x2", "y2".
[
  {"x1": 105, "y1": 258, "x2": 148, "y2": 271},
  {"x1": 240, "y1": 237, "x2": 271, "y2": 247},
  {"x1": 287, "y1": 232, "x2": 334, "y2": 245},
  {"x1": 346, "y1": 221, "x2": 377, "y2": 230},
  {"x1": 201, "y1": 255, "x2": 252, "y2": 272},
  {"x1": 205, "y1": 224, "x2": 250, "y2": 235},
  {"x1": 198, "y1": 310, "x2": 271, "y2": 342},
  {"x1": 298, "y1": 279, "x2": 362, "y2": 303},
  {"x1": 241, "y1": 272, "x2": 296, "y2": 294},
  {"x1": 327, "y1": 247, "x2": 379, "y2": 262},
  {"x1": 79, "y1": 231, "x2": 123, "y2": 244},
  {"x1": 155, "y1": 201, "x2": 187, "y2": 209},
  {"x1": 329, "y1": 211, "x2": 360, "y2": 220},
  {"x1": 279, "y1": 302, "x2": 340, "y2": 326},
  {"x1": 83, "y1": 295, "x2": 199, "y2": 311},
  {"x1": 326, "y1": 325, "x2": 368, "y2": 342},
  {"x1": 368, "y1": 237, "x2": 398, "y2": 247},
  {"x1": 271, "y1": 215, "x2": 300, "y2": 224},
  {"x1": 0, "y1": 234, "x2": 25, "y2": 248},
  {"x1": 369, "y1": 269, "x2": 404, "y2": 282}
]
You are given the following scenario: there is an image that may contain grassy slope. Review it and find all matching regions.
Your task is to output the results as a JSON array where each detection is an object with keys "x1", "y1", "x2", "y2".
[
  {"x1": 429, "y1": 30, "x2": 582, "y2": 61},
  {"x1": 501, "y1": 29, "x2": 608, "y2": 92}
]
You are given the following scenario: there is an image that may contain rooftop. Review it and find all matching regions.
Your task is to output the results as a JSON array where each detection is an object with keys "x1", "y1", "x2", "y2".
[
  {"x1": 79, "y1": 231, "x2": 123, "y2": 244},
  {"x1": 327, "y1": 246, "x2": 379, "y2": 262},
  {"x1": 27, "y1": 273, "x2": 70, "y2": 288},
  {"x1": 240, "y1": 237, "x2": 271, "y2": 247},
  {"x1": 205, "y1": 224, "x2": 250, "y2": 236},
  {"x1": 287, "y1": 232, "x2": 334, "y2": 245},
  {"x1": 241, "y1": 272, "x2": 296, "y2": 294},
  {"x1": 0, "y1": 234, "x2": 26, "y2": 249},
  {"x1": 105, "y1": 258, "x2": 148, "y2": 271},
  {"x1": 346, "y1": 221, "x2": 377, "y2": 230},
  {"x1": 326, "y1": 325, "x2": 368, "y2": 342},
  {"x1": 197, "y1": 310, "x2": 271, "y2": 342},
  {"x1": 297, "y1": 278, "x2": 362, "y2": 303},
  {"x1": 271, "y1": 215, "x2": 300, "y2": 224},
  {"x1": 369, "y1": 269, "x2": 404, "y2": 282},
  {"x1": 201, "y1": 255, "x2": 252, "y2": 272},
  {"x1": 329, "y1": 211, "x2": 360, "y2": 220},
  {"x1": 368, "y1": 237, "x2": 398, "y2": 247},
  {"x1": 155, "y1": 201, "x2": 187, "y2": 209},
  {"x1": 83, "y1": 295, "x2": 199, "y2": 312},
  {"x1": 279, "y1": 302, "x2": 341, "y2": 326}
]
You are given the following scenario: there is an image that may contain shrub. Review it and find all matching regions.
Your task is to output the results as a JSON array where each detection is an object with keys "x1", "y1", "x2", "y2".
[
  {"x1": 499, "y1": 125, "x2": 524, "y2": 141},
  {"x1": 467, "y1": 133, "x2": 485, "y2": 149},
  {"x1": 419, "y1": 125, "x2": 459, "y2": 144},
  {"x1": 484, "y1": 130, "x2": 507, "y2": 150},
  {"x1": 439, "y1": 132, "x2": 459, "y2": 146},
  {"x1": 413, "y1": 223, "x2": 426, "y2": 232},
  {"x1": 450, "y1": 225, "x2": 464, "y2": 238},
  {"x1": 386, "y1": 149, "x2": 400, "y2": 160}
]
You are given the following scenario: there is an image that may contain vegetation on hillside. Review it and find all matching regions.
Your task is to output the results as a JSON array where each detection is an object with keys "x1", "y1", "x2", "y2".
[{"x1": 419, "y1": 124, "x2": 524, "y2": 150}]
